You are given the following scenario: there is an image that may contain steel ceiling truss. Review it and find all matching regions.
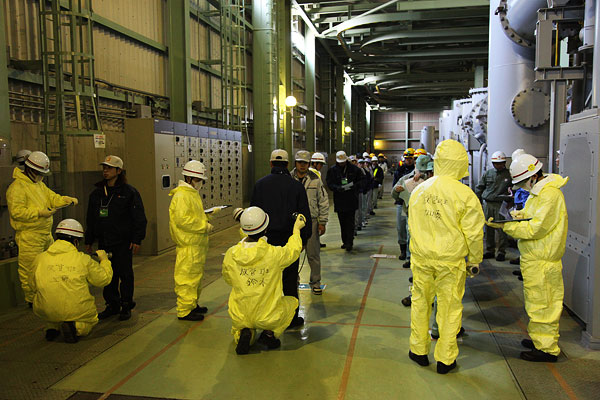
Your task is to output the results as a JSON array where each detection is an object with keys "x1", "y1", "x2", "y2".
[{"x1": 296, "y1": 0, "x2": 490, "y2": 108}]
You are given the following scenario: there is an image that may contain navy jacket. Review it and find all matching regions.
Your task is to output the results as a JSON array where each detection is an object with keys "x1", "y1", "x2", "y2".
[
  {"x1": 85, "y1": 175, "x2": 147, "y2": 247},
  {"x1": 326, "y1": 162, "x2": 363, "y2": 212},
  {"x1": 250, "y1": 166, "x2": 312, "y2": 246}
]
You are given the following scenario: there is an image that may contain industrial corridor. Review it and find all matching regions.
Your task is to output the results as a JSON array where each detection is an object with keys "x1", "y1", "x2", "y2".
[{"x1": 1, "y1": 191, "x2": 598, "y2": 400}]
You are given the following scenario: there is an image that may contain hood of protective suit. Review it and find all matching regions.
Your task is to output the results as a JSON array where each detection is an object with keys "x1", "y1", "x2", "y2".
[
  {"x1": 433, "y1": 140, "x2": 469, "y2": 180},
  {"x1": 169, "y1": 183, "x2": 198, "y2": 197},
  {"x1": 229, "y1": 237, "x2": 270, "y2": 266},
  {"x1": 46, "y1": 239, "x2": 77, "y2": 255},
  {"x1": 530, "y1": 174, "x2": 569, "y2": 196},
  {"x1": 13, "y1": 166, "x2": 34, "y2": 183}
]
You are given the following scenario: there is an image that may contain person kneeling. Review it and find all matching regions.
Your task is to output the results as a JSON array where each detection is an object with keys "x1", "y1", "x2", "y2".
[
  {"x1": 222, "y1": 207, "x2": 305, "y2": 355},
  {"x1": 30, "y1": 219, "x2": 112, "y2": 343}
]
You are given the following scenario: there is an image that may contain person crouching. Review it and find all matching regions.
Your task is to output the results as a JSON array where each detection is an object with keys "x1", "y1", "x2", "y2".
[
  {"x1": 29, "y1": 219, "x2": 112, "y2": 343},
  {"x1": 222, "y1": 207, "x2": 306, "y2": 355}
]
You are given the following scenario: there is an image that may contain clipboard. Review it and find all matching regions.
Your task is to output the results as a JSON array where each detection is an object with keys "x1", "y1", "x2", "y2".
[
  {"x1": 205, "y1": 205, "x2": 232, "y2": 214},
  {"x1": 493, "y1": 218, "x2": 532, "y2": 223}
]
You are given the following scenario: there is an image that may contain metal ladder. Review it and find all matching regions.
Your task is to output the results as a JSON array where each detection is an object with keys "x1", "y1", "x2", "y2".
[
  {"x1": 38, "y1": 0, "x2": 102, "y2": 193},
  {"x1": 220, "y1": 0, "x2": 248, "y2": 138}
]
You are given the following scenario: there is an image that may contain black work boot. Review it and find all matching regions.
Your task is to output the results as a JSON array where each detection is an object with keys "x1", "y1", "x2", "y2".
[
  {"x1": 45, "y1": 329, "x2": 60, "y2": 341},
  {"x1": 98, "y1": 304, "x2": 120, "y2": 320},
  {"x1": 399, "y1": 244, "x2": 407, "y2": 260},
  {"x1": 483, "y1": 252, "x2": 495, "y2": 259},
  {"x1": 521, "y1": 339, "x2": 534, "y2": 349},
  {"x1": 193, "y1": 305, "x2": 208, "y2": 314},
  {"x1": 258, "y1": 330, "x2": 281, "y2": 349},
  {"x1": 401, "y1": 296, "x2": 412, "y2": 307},
  {"x1": 437, "y1": 360, "x2": 457, "y2": 374},
  {"x1": 403, "y1": 260, "x2": 411, "y2": 269},
  {"x1": 236, "y1": 328, "x2": 252, "y2": 355},
  {"x1": 408, "y1": 351, "x2": 430, "y2": 366},
  {"x1": 520, "y1": 349, "x2": 557, "y2": 362},
  {"x1": 119, "y1": 302, "x2": 134, "y2": 321},
  {"x1": 61, "y1": 321, "x2": 78, "y2": 344}
]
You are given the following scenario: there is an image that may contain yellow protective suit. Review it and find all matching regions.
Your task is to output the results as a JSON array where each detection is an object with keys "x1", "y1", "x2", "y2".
[
  {"x1": 408, "y1": 139, "x2": 484, "y2": 365},
  {"x1": 169, "y1": 181, "x2": 210, "y2": 318},
  {"x1": 222, "y1": 230, "x2": 302, "y2": 343},
  {"x1": 502, "y1": 174, "x2": 568, "y2": 356},
  {"x1": 6, "y1": 167, "x2": 74, "y2": 302},
  {"x1": 29, "y1": 240, "x2": 112, "y2": 336}
]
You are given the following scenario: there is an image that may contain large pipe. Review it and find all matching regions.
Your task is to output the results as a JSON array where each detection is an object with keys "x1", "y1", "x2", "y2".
[
  {"x1": 593, "y1": 0, "x2": 600, "y2": 108},
  {"x1": 487, "y1": 0, "x2": 549, "y2": 161},
  {"x1": 580, "y1": 0, "x2": 596, "y2": 50},
  {"x1": 506, "y1": 0, "x2": 548, "y2": 41}
]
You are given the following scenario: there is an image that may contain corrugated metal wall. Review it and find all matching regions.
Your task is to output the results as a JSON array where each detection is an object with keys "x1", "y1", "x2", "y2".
[{"x1": 374, "y1": 111, "x2": 441, "y2": 158}]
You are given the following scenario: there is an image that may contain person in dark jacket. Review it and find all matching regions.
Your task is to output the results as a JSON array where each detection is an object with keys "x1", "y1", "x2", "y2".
[
  {"x1": 326, "y1": 151, "x2": 363, "y2": 251},
  {"x1": 393, "y1": 148, "x2": 415, "y2": 186},
  {"x1": 250, "y1": 149, "x2": 312, "y2": 329},
  {"x1": 85, "y1": 155, "x2": 147, "y2": 321}
]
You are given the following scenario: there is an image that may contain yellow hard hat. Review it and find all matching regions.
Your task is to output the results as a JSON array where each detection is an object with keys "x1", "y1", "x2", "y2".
[
  {"x1": 414, "y1": 148, "x2": 427, "y2": 157},
  {"x1": 404, "y1": 148, "x2": 415, "y2": 157},
  {"x1": 369, "y1": 153, "x2": 376, "y2": 158},
  {"x1": 377, "y1": 153, "x2": 385, "y2": 158}
]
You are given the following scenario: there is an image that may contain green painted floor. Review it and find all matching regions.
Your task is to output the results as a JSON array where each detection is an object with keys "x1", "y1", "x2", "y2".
[{"x1": 3, "y1": 184, "x2": 600, "y2": 399}]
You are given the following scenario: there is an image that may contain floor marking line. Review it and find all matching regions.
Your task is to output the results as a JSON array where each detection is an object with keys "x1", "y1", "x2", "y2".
[
  {"x1": 0, "y1": 325, "x2": 44, "y2": 348},
  {"x1": 481, "y1": 268, "x2": 577, "y2": 400},
  {"x1": 97, "y1": 299, "x2": 229, "y2": 400},
  {"x1": 547, "y1": 364, "x2": 578, "y2": 400},
  {"x1": 336, "y1": 244, "x2": 383, "y2": 400}
]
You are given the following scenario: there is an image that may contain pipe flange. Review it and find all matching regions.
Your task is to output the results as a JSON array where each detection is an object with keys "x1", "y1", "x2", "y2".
[
  {"x1": 510, "y1": 88, "x2": 550, "y2": 128},
  {"x1": 495, "y1": 0, "x2": 534, "y2": 48}
]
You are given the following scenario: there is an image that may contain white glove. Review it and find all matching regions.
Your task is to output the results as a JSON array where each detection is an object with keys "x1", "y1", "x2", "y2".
[
  {"x1": 95, "y1": 250, "x2": 109, "y2": 262},
  {"x1": 293, "y1": 214, "x2": 306, "y2": 231},
  {"x1": 38, "y1": 208, "x2": 56, "y2": 218}
]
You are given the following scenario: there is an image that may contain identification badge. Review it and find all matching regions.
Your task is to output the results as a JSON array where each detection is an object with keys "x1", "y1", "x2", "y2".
[
  {"x1": 99, "y1": 208, "x2": 109, "y2": 217},
  {"x1": 341, "y1": 178, "x2": 348, "y2": 185}
]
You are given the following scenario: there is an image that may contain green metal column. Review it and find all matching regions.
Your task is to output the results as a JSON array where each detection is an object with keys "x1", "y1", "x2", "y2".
[
  {"x1": 252, "y1": 0, "x2": 278, "y2": 180},
  {"x1": 167, "y1": 0, "x2": 192, "y2": 123},
  {"x1": 304, "y1": 29, "x2": 316, "y2": 152},
  {"x1": 277, "y1": 0, "x2": 292, "y2": 156},
  {"x1": 335, "y1": 65, "x2": 344, "y2": 152},
  {"x1": 0, "y1": 3, "x2": 10, "y2": 140}
]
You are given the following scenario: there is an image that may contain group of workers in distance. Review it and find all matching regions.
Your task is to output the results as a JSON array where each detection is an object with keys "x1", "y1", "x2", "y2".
[{"x1": 5, "y1": 138, "x2": 569, "y2": 370}]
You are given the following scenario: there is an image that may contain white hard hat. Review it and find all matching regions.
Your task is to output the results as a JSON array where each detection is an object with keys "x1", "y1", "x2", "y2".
[
  {"x1": 510, "y1": 154, "x2": 543, "y2": 184},
  {"x1": 358, "y1": 158, "x2": 365, "y2": 163},
  {"x1": 232, "y1": 207, "x2": 244, "y2": 222},
  {"x1": 240, "y1": 206, "x2": 270, "y2": 235},
  {"x1": 25, "y1": 151, "x2": 50, "y2": 174},
  {"x1": 182, "y1": 160, "x2": 207, "y2": 180},
  {"x1": 349, "y1": 155, "x2": 357, "y2": 161},
  {"x1": 100, "y1": 155, "x2": 124, "y2": 169},
  {"x1": 295, "y1": 150, "x2": 311, "y2": 162},
  {"x1": 371, "y1": 156, "x2": 378, "y2": 162},
  {"x1": 16, "y1": 149, "x2": 31, "y2": 163},
  {"x1": 491, "y1": 151, "x2": 506, "y2": 163},
  {"x1": 310, "y1": 152, "x2": 326, "y2": 163},
  {"x1": 511, "y1": 148, "x2": 526, "y2": 161},
  {"x1": 270, "y1": 149, "x2": 289, "y2": 162},
  {"x1": 362, "y1": 152, "x2": 370, "y2": 158},
  {"x1": 55, "y1": 218, "x2": 85, "y2": 238},
  {"x1": 336, "y1": 151, "x2": 348, "y2": 163}
]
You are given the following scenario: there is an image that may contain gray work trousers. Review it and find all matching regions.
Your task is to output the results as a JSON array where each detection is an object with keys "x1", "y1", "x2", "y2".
[
  {"x1": 484, "y1": 201, "x2": 508, "y2": 254},
  {"x1": 355, "y1": 195, "x2": 363, "y2": 232},
  {"x1": 361, "y1": 193, "x2": 369, "y2": 224},
  {"x1": 306, "y1": 220, "x2": 321, "y2": 288},
  {"x1": 366, "y1": 189, "x2": 373, "y2": 214}
]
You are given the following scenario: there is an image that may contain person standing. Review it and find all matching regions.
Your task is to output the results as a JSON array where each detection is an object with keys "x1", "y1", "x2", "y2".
[
  {"x1": 14, "y1": 149, "x2": 31, "y2": 170},
  {"x1": 475, "y1": 151, "x2": 512, "y2": 261},
  {"x1": 6, "y1": 150, "x2": 79, "y2": 305},
  {"x1": 30, "y1": 219, "x2": 112, "y2": 343},
  {"x1": 393, "y1": 148, "x2": 415, "y2": 186},
  {"x1": 407, "y1": 140, "x2": 484, "y2": 374},
  {"x1": 169, "y1": 160, "x2": 213, "y2": 321},
  {"x1": 291, "y1": 151, "x2": 329, "y2": 295},
  {"x1": 487, "y1": 154, "x2": 568, "y2": 362},
  {"x1": 85, "y1": 155, "x2": 147, "y2": 321},
  {"x1": 309, "y1": 152, "x2": 326, "y2": 179},
  {"x1": 371, "y1": 156, "x2": 384, "y2": 209},
  {"x1": 250, "y1": 149, "x2": 312, "y2": 328},
  {"x1": 326, "y1": 151, "x2": 362, "y2": 251}
]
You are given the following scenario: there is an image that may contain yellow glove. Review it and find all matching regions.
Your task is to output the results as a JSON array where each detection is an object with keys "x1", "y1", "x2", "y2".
[
  {"x1": 38, "y1": 208, "x2": 56, "y2": 218},
  {"x1": 485, "y1": 217, "x2": 504, "y2": 229},
  {"x1": 95, "y1": 250, "x2": 109, "y2": 262},
  {"x1": 293, "y1": 214, "x2": 306, "y2": 232},
  {"x1": 510, "y1": 210, "x2": 524, "y2": 219},
  {"x1": 65, "y1": 196, "x2": 78, "y2": 206},
  {"x1": 211, "y1": 206, "x2": 222, "y2": 216},
  {"x1": 207, "y1": 223, "x2": 214, "y2": 233}
]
